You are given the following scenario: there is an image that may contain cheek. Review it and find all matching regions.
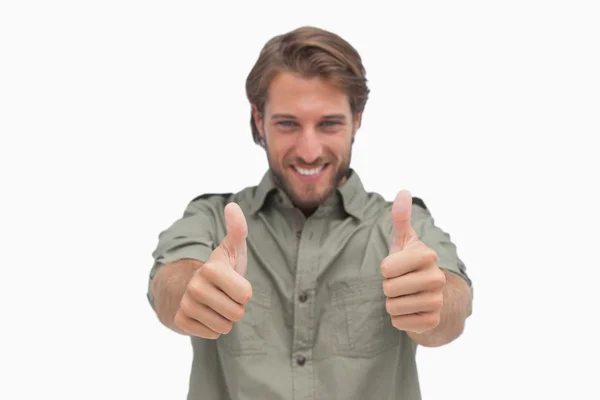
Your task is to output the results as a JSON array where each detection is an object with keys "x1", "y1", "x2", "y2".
[
  {"x1": 267, "y1": 139, "x2": 295, "y2": 163},
  {"x1": 329, "y1": 138, "x2": 352, "y2": 158},
  {"x1": 266, "y1": 145, "x2": 288, "y2": 167}
]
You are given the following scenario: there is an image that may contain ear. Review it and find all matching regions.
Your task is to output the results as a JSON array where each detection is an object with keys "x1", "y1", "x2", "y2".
[
  {"x1": 251, "y1": 104, "x2": 265, "y2": 138},
  {"x1": 354, "y1": 111, "x2": 363, "y2": 130},
  {"x1": 352, "y1": 112, "x2": 363, "y2": 142}
]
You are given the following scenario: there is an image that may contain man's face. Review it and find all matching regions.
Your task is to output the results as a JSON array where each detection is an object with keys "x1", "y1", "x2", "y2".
[{"x1": 253, "y1": 72, "x2": 361, "y2": 213}]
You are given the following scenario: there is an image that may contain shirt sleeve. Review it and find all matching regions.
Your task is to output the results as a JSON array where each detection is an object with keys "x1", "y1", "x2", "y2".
[
  {"x1": 146, "y1": 195, "x2": 225, "y2": 310},
  {"x1": 410, "y1": 201, "x2": 472, "y2": 288}
]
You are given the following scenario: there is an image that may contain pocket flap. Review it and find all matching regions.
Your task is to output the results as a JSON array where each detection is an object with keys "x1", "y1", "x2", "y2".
[{"x1": 329, "y1": 276, "x2": 385, "y2": 304}]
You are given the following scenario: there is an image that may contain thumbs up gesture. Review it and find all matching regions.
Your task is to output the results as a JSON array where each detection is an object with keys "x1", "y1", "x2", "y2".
[
  {"x1": 174, "y1": 202, "x2": 253, "y2": 339},
  {"x1": 381, "y1": 191, "x2": 447, "y2": 334}
]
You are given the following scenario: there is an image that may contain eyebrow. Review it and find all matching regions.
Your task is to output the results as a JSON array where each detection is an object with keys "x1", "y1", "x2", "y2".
[{"x1": 271, "y1": 113, "x2": 347, "y2": 120}]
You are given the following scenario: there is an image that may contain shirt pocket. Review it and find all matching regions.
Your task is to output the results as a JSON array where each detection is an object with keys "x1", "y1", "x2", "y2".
[
  {"x1": 329, "y1": 276, "x2": 399, "y2": 358},
  {"x1": 217, "y1": 283, "x2": 272, "y2": 356}
]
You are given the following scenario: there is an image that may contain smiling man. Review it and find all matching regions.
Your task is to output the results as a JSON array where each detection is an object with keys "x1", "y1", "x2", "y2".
[
  {"x1": 148, "y1": 26, "x2": 473, "y2": 400},
  {"x1": 254, "y1": 71, "x2": 355, "y2": 215}
]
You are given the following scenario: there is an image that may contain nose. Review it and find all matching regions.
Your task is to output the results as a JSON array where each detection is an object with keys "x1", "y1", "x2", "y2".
[{"x1": 295, "y1": 129, "x2": 322, "y2": 165}]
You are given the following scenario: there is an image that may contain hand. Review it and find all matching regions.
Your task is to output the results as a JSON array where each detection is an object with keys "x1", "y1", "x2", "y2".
[
  {"x1": 174, "y1": 202, "x2": 253, "y2": 339},
  {"x1": 381, "y1": 191, "x2": 446, "y2": 334}
]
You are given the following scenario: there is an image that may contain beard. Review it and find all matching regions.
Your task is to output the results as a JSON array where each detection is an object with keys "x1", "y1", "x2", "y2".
[{"x1": 267, "y1": 150, "x2": 351, "y2": 212}]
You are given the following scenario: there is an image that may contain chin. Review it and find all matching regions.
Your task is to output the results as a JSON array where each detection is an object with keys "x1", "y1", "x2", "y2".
[
  {"x1": 289, "y1": 183, "x2": 335, "y2": 209},
  {"x1": 270, "y1": 162, "x2": 346, "y2": 207},
  {"x1": 290, "y1": 197, "x2": 326, "y2": 213}
]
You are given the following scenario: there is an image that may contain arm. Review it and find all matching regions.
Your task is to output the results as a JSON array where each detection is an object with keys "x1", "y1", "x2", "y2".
[
  {"x1": 151, "y1": 259, "x2": 204, "y2": 335},
  {"x1": 383, "y1": 193, "x2": 474, "y2": 347},
  {"x1": 146, "y1": 194, "x2": 226, "y2": 332},
  {"x1": 148, "y1": 195, "x2": 251, "y2": 339},
  {"x1": 407, "y1": 270, "x2": 472, "y2": 347}
]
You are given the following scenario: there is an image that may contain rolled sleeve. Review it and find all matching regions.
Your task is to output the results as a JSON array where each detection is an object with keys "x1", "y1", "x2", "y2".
[
  {"x1": 146, "y1": 198, "x2": 221, "y2": 309},
  {"x1": 411, "y1": 203, "x2": 472, "y2": 288}
]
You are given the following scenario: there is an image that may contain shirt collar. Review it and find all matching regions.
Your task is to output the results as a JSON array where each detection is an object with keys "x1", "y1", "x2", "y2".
[
  {"x1": 248, "y1": 170, "x2": 279, "y2": 216},
  {"x1": 249, "y1": 168, "x2": 367, "y2": 220}
]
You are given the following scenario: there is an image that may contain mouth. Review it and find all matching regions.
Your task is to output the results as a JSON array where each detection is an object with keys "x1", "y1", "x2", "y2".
[{"x1": 291, "y1": 164, "x2": 329, "y2": 183}]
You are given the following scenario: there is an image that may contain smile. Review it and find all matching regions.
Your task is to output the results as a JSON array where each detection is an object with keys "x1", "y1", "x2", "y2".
[
  {"x1": 291, "y1": 164, "x2": 329, "y2": 183},
  {"x1": 294, "y1": 166, "x2": 325, "y2": 176}
]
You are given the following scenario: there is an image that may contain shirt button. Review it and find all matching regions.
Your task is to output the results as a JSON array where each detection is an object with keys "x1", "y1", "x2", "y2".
[
  {"x1": 296, "y1": 355, "x2": 306, "y2": 366},
  {"x1": 296, "y1": 230, "x2": 302, "y2": 239},
  {"x1": 299, "y1": 292, "x2": 308, "y2": 303}
]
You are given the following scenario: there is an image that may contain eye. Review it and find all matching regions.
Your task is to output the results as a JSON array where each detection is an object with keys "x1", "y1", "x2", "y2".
[
  {"x1": 277, "y1": 120, "x2": 297, "y2": 128},
  {"x1": 320, "y1": 120, "x2": 340, "y2": 127}
]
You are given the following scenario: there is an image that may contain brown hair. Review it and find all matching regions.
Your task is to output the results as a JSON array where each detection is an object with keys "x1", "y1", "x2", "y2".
[{"x1": 245, "y1": 26, "x2": 370, "y2": 145}]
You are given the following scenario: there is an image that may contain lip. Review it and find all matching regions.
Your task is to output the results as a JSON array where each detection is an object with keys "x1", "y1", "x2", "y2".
[{"x1": 291, "y1": 164, "x2": 329, "y2": 184}]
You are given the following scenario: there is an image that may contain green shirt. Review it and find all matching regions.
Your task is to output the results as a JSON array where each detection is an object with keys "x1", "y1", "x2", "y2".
[{"x1": 148, "y1": 169, "x2": 472, "y2": 400}]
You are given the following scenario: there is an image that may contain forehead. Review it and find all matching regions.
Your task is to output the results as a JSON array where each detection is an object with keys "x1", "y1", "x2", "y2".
[{"x1": 264, "y1": 72, "x2": 351, "y2": 116}]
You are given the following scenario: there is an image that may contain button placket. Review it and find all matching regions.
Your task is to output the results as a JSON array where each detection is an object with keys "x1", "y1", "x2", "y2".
[{"x1": 292, "y1": 220, "x2": 319, "y2": 353}]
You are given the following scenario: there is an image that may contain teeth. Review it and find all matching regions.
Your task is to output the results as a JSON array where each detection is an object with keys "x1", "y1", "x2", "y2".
[{"x1": 296, "y1": 166, "x2": 324, "y2": 176}]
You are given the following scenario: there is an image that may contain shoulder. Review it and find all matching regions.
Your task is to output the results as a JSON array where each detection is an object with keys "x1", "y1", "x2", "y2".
[
  {"x1": 357, "y1": 187, "x2": 429, "y2": 217},
  {"x1": 183, "y1": 184, "x2": 258, "y2": 218},
  {"x1": 408, "y1": 196, "x2": 432, "y2": 224},
  {"x1": 372, "y1": 193, "x2": 431, "y2": 230},
  {"x1": 189, "y1": 192, "x2": 234, "y2": 204},
  {"x1": 183, "y1": 192, "x2": 234, "y2": 217},
  {"x1": 373, "y1": 193, "x2": 429, "y2": 215},
  {"x1": 411, "y1": 196, "x2": 428, "y2": 211}
]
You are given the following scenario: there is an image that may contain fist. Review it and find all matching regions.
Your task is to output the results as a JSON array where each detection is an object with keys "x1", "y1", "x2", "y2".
[
  {"x1": 174, "y1": 202, "x2": 253, "y2": 339},
  {"x1": 381, "y1": 191, "x2": 446, "y2": 334}
]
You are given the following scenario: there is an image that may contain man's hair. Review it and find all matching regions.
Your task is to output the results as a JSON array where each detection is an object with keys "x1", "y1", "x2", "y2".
[{"x1": 245, "y1": 26, "x2": 370, "y2": 145}]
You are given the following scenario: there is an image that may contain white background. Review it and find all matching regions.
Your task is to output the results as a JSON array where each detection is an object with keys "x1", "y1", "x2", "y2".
[{"x1": 1, "y1": 1, "x2": 599, "y2": 399}]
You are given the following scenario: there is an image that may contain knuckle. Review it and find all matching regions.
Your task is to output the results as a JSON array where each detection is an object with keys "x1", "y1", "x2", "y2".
[
  {"x1": 385, "y1": 298, "x2": 395, "y2": 315},
  {"x1": 186, "y1": 279, "x2": 203, "y2": 300},
  {"x1": 240, "y1": 281, "x2": 253, "y2": 304},
  {"x1": 199, "y1": 262, "x2": 217, "y2": 280},
  {"x1": 173, "y1": 309, "x2": 183, "y2": 326},
  {"x1": 205, "y1": 331, "x2": 221, "y2": 340},
  {"x1": 179, "y1": 295, "x2": 191, "y2": 315},
  {"x1": 380, "y1": 258, "x2": 391, "y2": 278},
  {"x1": 428, "y1": 293, "x2": 444, "y2": 310},
  {"x1": 392, "y1": 316, "x2": 407, "y2": 331},
  {"x1": 433, "y1": 270, "x2": 446, "y2": 286},
  {"x1": 186, "y1": 274, "x2": 207, "y2": 301},
  {"x1": 422, "y1": 248, "x2": 438, "y2": 265},
  {"x1": 436, "y1": 292, "x2": 445, "y2": 308},
  {"x1": 221, "y1": 321, "x2": 234, "y2": 334},
  {"x1": 382, "y1": 279, "x2": 393, "y2": 297},
  {"x1": 188, "y1": 281, "x2": 211, "y2": 305},
  {"x1": 426, "y1": 313, "x2": 441, "y2": 328},
  {"x1": 174, "y1": 310, "x2": 188, "y2": 331},
  {"x1": 230, "y1": 305, "x2": 245, "y2": 322},
  {"x1": 424, "y1": 269, "x2": 445, "y2": 291}
]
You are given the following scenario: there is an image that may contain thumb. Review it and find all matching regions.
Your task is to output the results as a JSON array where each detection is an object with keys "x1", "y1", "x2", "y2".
[
  {"x1": 389, "y1": 190, "x2": 418, "y2": 254},
  {"x1": 210, "y1": 202, "x2": 248, "y2": 275}
]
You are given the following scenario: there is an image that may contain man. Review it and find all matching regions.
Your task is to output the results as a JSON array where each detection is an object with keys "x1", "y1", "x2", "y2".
[{"x1": 147, "y1": 26, "x2": 473, "y2": 400}]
